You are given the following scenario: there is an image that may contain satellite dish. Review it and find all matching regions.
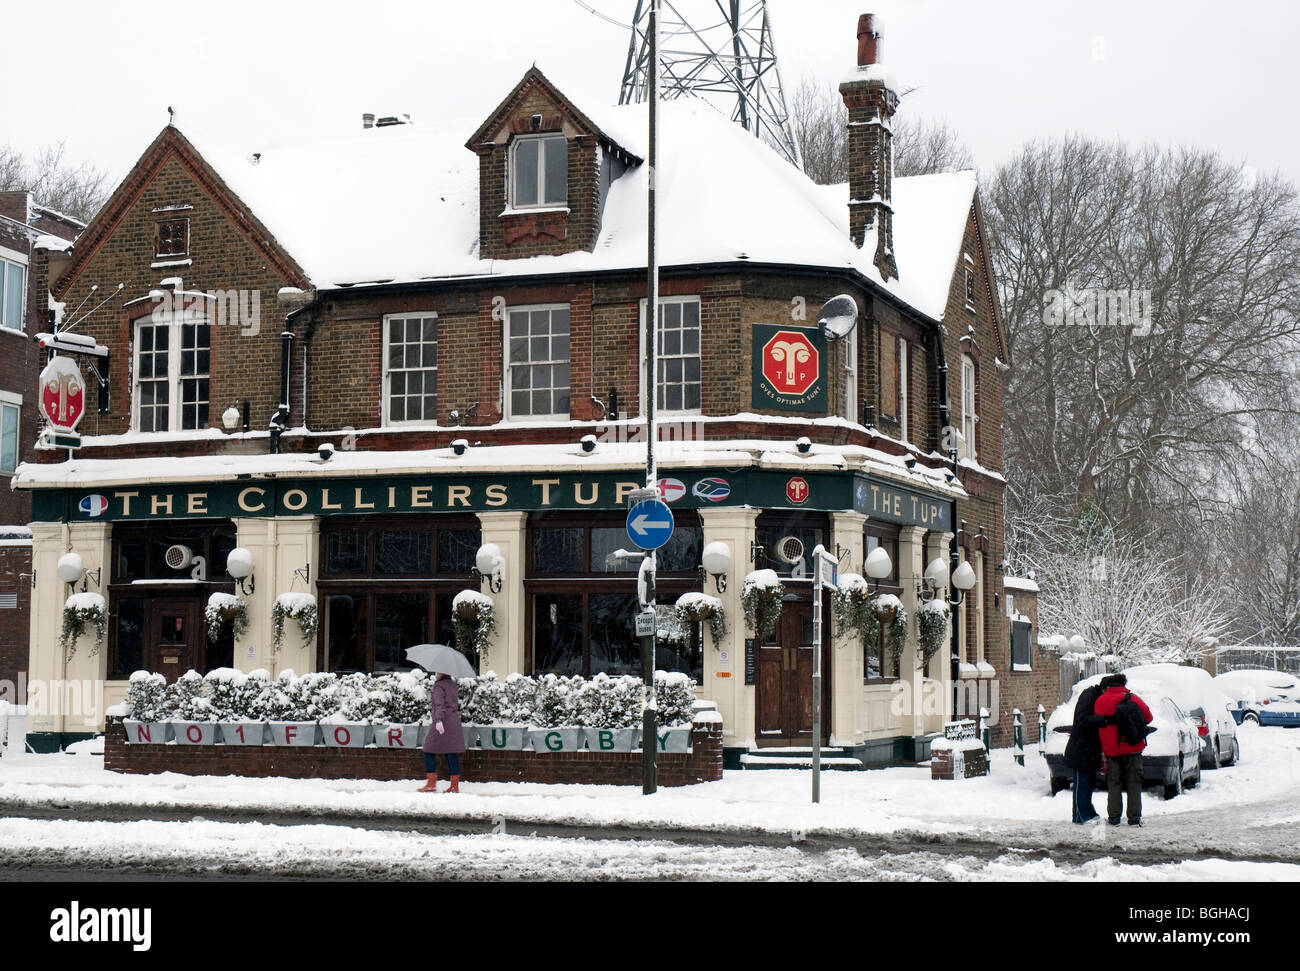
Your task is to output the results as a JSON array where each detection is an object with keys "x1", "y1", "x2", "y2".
[{"x1": 818, "y1": 294, "x2": 858, "y2": 340}]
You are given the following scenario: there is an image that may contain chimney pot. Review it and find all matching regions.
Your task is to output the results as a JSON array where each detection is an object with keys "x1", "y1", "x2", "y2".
[
  {"x1": 857, "y1": 13, "x2": 882, "y2": 66},
  {"x1": 362, "y1": 112, "x2": 375, "y2": 129}
]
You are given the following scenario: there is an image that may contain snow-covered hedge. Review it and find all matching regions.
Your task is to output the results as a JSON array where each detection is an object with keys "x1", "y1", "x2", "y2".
[{"x1": 120, "y1": 668, "x2": 696, "y2": 727}]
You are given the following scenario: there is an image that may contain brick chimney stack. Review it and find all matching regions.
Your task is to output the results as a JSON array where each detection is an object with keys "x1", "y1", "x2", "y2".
[{"x1": 839, "y1": 13, "x2": 899, "y2": 282}]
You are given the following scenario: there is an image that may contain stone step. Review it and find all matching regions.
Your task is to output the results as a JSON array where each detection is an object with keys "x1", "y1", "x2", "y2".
[{"x1": 739, "y1": 753, "x2": 865, "y2": 770}]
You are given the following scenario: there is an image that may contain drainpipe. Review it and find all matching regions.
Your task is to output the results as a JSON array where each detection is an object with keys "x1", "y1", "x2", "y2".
[
  {"x1": 269, "y1": 293, "x2": 317, "y2": 454},
  {"x1": 932, "y1": 322, "x2": 962, "y2": 721}
]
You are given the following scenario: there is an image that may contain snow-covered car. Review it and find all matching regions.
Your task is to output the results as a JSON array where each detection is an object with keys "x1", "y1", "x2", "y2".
[
  {"x1": 1124, "y1": 664, "x2": 1239, "y2": 768},
  {"x1": 1212, "y1": 669, "x2": 1300, "y2": 727},
  {"x1": 1044, "y1": 676, "x2": 1202, "y2": 799}
]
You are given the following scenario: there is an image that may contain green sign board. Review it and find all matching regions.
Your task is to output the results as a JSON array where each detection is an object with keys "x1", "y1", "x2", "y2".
[
  {"x1": 751, "y1": 324, "x2": 828, "y2": 413},
  {"x1": 32, "y1": 468, "x2": 950, "y2": 531}
]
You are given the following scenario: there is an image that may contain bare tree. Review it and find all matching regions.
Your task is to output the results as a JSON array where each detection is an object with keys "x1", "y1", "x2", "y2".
[
  {"x1": 987, "y1": 137, "x2": 1300, "y2": 553},
  {"x1": 0, "y1": 141, "x2": 108, "y2": 223},
  {"x1": 783, "y1": 76, "x2": 974, "y2": 185}
]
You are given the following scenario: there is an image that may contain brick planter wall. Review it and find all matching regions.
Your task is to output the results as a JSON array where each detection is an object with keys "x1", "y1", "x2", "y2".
[{"x1": 104, "y1": 719, "x2": 724, "y2": 787}]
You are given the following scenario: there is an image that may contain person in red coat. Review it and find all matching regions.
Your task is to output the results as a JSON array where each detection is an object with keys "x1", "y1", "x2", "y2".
[
  {"x1": 1093, "y1": 673, "x2": 1153, "y2": 826},
  {"x1": 419, "y1": 673, "x2": 465, "y2": 793}
]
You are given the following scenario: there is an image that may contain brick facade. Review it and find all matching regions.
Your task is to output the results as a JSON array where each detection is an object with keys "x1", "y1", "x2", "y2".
[
  {"x1": 104, "y1": 717, "x2": 724, "y2": 787},
  {"x1": 0, "y1": 543, "x2": 31, "y2": 690}
]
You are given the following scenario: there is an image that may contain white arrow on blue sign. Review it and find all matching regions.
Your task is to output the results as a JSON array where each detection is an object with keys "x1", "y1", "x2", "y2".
[{"x1": 626, "y1": 499, "x2": 675, "y2": 550}]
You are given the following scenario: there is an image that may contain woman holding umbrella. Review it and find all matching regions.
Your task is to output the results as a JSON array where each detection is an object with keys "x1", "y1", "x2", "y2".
[{"x1": 407, "y1": 644, "x2": 473, "y2": 794}]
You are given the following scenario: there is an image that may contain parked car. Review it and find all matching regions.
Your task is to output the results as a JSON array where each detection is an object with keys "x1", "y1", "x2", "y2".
[
  {"x1": 1213, "y1": 669, "x2": 1300, "y2": 727},
  {"x1": 1125, "y1": 664, "x2": 1239, "y2": 768},
  {"x1": 1044, "y1": 675, "x2": 1202, "y2": 800}
]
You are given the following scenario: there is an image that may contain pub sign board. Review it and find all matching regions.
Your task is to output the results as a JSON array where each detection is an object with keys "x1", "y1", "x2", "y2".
[
  {"x1": 751, "y1": 324, "x2": 828, "y2": 413},
  {"x1": 34, "y1": 469, "x2": 952, "y2": 530}
]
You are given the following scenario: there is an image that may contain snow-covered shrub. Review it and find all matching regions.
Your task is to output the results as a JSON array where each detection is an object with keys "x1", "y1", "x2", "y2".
[
  {"x1": 577, "y1": 673, "x2": 643, "y2": 729},
  {"x1": 163, "y1": 670, "x2": 213, "y2": 722},
  {"x1": 677, "y1": 592, "x2": 727, "y2": 650},
  {"x1": 741, "y1": 569, "x2": 783, "y2": 641},
  {"x1": 381, "y1": 670, "x2": 430, "y2": 723},
  {"x1": 60, "y1": 592, "x2": 106, "y2": 661},
  {"x1": 124, "y1": 671, "x2": 168, "y2": 721},
  {"x1": 501, "y1": 672, "x2": 538, "y2": 724},
  {"x1": 271, "y1": 593, "x2": 318, "y2": 653},
  {"x1": 452, "y1": 589, "x2": 495, "y2": 663},
  {"x1": 202, "y1": 668, "x2": 250, "y2": 721},
  {"x1": 532, "y1": 674, "x2": 582, "y2": 727},
  {"x1": 459, "y1": 672, "x2": 503, "y2": 725},
  {"x1": 284, "y1": 671, "x2": 345, "y2": 722},
  {"x1": 918, "y1": 599, "x2": 950, "y2": 668},
  {"x1": 205, "y1": 592, "x2": 248, "y2": 644},
  {"x1": 655, "y1": 671, "x2": 696, "y2": 727}
]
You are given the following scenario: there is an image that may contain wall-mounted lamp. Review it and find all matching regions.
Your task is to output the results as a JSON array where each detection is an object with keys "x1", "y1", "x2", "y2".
[
  {"x1": 864, "y1": 546, "x2": 892, "y2": 595},
  {"x1": 56, "y1": 552, "x2": 100, "y2": 592},
  {"x1": 748, "y1": 540, "x2": 767, "y2": 565},
  {"x1": 699, "y1": 541, "x2": 730, "y2": 593},
  {"x1": 917, "y1": 555, "x2": 976, "y2": 606},
  {"x1": 227, "y1": 548, "x2": 255, "y2": 595},
  {"x1": 473, "y1": 543, "x2": 504, "y2": 594}
]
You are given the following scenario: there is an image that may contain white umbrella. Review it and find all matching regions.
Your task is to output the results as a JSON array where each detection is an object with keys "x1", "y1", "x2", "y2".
[{"x1": 405, "y1": 643, "x2": 477, "y2": 679}]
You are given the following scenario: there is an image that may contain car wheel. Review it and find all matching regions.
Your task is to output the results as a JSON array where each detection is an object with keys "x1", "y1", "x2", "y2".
[
  {"x1": 1226, "y1": 736, "x2": 1240, "y2": 765},
  {"x1": 1186, "y1": 757, "x2": 1201, "y2": 789},
  {"x1": 1163, "y1": 757, "x2": 1184, "y2": 800},
  {"x1": 1244, "y1": 712, "x2": 1260, "y2": 726},
  {"x1": 1050, "y1": 777, "x2": 1070, "y2": 795}
]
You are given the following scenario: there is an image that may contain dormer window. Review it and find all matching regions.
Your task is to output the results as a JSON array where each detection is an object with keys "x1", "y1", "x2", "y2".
[{"x1": 511, "y1": 135, "x2": 567, "y2": 208}]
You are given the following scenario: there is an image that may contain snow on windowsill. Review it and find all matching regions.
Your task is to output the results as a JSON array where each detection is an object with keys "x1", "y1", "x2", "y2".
[{"x1": 499, "y1": 206, "x2": 571, "y2": 218}]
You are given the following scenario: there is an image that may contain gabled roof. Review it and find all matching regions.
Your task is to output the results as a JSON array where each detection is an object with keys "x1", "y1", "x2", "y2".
[
  {"x1": 51, "y1": 126, "x2": 310, "y2": 300},
  {"x1": 82, "y1": 65, "x2": 984, "y2": 326}
]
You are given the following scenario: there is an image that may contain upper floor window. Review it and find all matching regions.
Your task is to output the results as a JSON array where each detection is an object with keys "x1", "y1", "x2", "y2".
[
  {"x1": 640, "y1": 297, "x2": 702, "y2": 414},
  {"x1": 156, "y1": 219, "x2": 190, "y2": 258},
  {"x1": 506, "y1": 304, "x2": 570, "y2": 420},
  {"x1": 964, "y1": 263, "x2": 977, "y2": 311},
  {"x1": 0, "y1": 256, "x2": 25, "y2": 331},
  {"x1": 383, "y1": 313, "x2": 438, "y2": 425},
  {"x1": 842, "y1": 326, "x2": 858, "y2": 422},
  {"x1": 134, "y1": 312, "x2": 209, "y2": 432},
  {"x1": 0, "y1": 397, "x2": 19, "y2": 474},
  {"x1": 960, "y1": 353, "x2": 977, "y2": 461},
  {"x1": 511, "y1": 135, "x2": 568, "y2": 209},
  {"x1": 897, "y1": 335, "x2": 909, "y2": 439}
]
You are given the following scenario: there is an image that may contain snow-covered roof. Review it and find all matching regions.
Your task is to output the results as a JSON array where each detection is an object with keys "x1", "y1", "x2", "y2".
[{"x1": 177, "y1": 83, "x2": 977, "y2": 323}]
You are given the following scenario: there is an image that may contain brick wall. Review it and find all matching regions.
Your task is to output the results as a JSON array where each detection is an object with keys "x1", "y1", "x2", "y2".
[
  {"x1": 104, "y1": 718, "x2": 724, "y2": 787},
  {"x1": 998, "y1": 582, "x2": 1058, "y2": 745},
  {"x1": 0, "y1": 543, "x2": 31, "y2": 689}
]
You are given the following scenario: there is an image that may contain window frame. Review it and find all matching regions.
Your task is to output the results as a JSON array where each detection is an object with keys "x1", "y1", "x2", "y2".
[
  {"x1": 638, "y1": 296, "x2": 703, "y2": 417},
  {"x1": 843, "y1": 324, "x2": 859, "y2": 423},
  {"x1": 155, "y1": 218, "x2": 191, "y2": 259},
  {"x1": 0, "y1": 397, "x2": 20, "y2": 474},
  {"x1": 863, "y1": 522, "x2": 903, "y2": 684},
  {"x1": 897, "y1": 335, "x2": 909, "y2": 440},
  {"x1": 0, "y1": 252, "x2": 27, "y2": 332},
  {"x1": 509, "y1": 134, "x2": 569, "y2": 210},
  {"x1": 381, "y1": 311, "x2": 439, "y2": 427},
  {"x1": 504, "y1": 302, "x2": 572, "y2": 422},
  {"x1": 960, "y1": 353, "x2": 978, "y2": 461},
  {"x1": 131, "y1": 306, "x2": 211, "y2": 433}
]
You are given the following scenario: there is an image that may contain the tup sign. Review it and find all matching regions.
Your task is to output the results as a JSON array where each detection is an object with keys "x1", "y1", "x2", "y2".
[{"x1": 752, "y1": 324, "x2": 828, "y2": 412}]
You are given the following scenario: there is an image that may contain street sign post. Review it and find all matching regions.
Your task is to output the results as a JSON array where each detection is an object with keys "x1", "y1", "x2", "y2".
[
  {"x1": 810, "y1": 544, "x2": 839, "y2": 804},
  {"x1": 626, "y1": 499, "x2": 674, "y2": 551}
]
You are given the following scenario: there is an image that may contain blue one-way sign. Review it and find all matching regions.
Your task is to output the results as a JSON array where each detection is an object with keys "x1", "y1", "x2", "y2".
[{"x1": 626, "y1": 499, "x2": 674, "y2": 550}]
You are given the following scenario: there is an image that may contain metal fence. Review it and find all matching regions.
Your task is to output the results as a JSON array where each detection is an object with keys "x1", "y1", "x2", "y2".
[{"x1": 1214, "y1": 645, "x2": 1300, "y2": 676}]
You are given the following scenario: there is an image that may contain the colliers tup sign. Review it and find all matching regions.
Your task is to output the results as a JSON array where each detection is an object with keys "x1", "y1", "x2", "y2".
[
  {"x1": 752, "y1": 324, "x2": 828, "y2": 412},
  {"x1": 39, "y1": 470, "x2": 951, "y2": 530}
]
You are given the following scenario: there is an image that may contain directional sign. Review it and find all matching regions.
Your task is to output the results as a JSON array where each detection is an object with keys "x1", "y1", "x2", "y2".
[{"x1": 626, "y1": 499, "x2": 674, "y2": 550}]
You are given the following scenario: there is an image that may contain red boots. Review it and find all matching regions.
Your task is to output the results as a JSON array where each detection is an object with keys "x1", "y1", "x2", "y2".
[
  {"x1": 417, "y1": 773, "x2": 438, "y2": 792},
  {"x1": 447, "y1": 775, "x2": 460, "y2": 793}
]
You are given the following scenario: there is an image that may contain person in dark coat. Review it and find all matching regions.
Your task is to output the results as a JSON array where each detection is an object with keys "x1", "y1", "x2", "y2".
[
  {"x1": 1063, "y1": 681, "x2": 1113, "y2": 824},
  {"x1": 1094, "y1": 673, "x2": 1154, "y2": 826},
  {"x1": 419, "y1": 673, "x2": 465, "y2": 793}
]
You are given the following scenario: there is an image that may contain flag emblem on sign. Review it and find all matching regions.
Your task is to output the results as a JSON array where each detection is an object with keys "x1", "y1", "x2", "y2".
[
  {"x1": 692, "y1": 478, "x2": 731, "y2": 502},
  {"x1": 657, "y1": 478, "x2": 686, "y2": 503},
  {"x1": 79, "y1": 494, "x2": 109, "y2": 517}
]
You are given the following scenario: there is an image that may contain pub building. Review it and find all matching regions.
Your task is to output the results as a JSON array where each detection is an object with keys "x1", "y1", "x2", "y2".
[{"x1": 18, "y1": 16, "x2": 1037, "y2": 765}]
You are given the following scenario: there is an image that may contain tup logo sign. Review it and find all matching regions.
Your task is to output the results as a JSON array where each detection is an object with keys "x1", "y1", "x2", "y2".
[
  {"x1": 39, "y1": 357, "x2": 87, "y2": 431},
  {"x1": 752, "y1": 324, "x2": 827, "y2": 412}
]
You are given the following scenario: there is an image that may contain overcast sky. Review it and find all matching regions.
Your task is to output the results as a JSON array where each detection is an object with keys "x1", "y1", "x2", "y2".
[{"x1": 3, "y1": 0, "x2": 1295, "y2": 189}]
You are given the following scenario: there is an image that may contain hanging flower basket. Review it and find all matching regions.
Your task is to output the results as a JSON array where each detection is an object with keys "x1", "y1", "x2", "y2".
[
  {"x1": 676, "y1": 592, "x2": 727, "y2": 650},
  {"x1": 272, "y1": 593, "x2": 318, "y2": 653},
  {"x1": 918, "y1": 599, "x2": 951, "y2": 669},
  {"x1": 831, "y1": 574, "x2": 874, "y2": 650},
  {"x1": 872, "y1": 594, "x2": 908, "y2": 669},
  {"x1": 205, "y1": 593, "x2": 248, "y2": 643},
  {"x1": 741, "y1": 570, "x2": 784, "y2": 642},
  {"x1": 60, "y1": 592, "x2": 107, "y2": 662},
  {"x1": 451, "y1": 589, "x2": 495, "y2": 664}
]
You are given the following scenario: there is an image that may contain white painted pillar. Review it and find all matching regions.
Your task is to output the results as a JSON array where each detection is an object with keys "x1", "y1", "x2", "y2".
[
  {"x1": 829, "y1": 511, "x2": 867, "y2": 744},
  {"x1": 697, "y1": 506, "x2": 758, "y2": 750},
  {"x1": 897, "y1": 525, "x2": 926, "y2": 739},
  {"x1": 233, "y1": 519, "x2": 276, "y2": 674},
  {"x1": 923, "y1": 529, "x2": 954, "y2": 734},
  {"x1": 266, "y1": 517, "x2": 319, "y2": 676},
  {"x1": 475, "y1": 511, "x2": 527, "y2": 676}
]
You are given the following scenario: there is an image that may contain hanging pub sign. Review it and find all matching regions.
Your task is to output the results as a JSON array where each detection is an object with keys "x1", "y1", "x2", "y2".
[
  {"x1": 751, "y1": 324, "x2": 828, "y2": 413},
  {"x1": 39, "y1": 356, "x2": 87, "y2": 431}
]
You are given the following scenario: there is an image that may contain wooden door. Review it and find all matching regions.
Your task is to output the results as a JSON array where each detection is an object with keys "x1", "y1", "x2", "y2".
[
  {"x1": 149, "y1": 601, "x2": 197, "y2": 684},
  {"x1": 755, "y1": 602, "x2": 825, "y2": 746}
]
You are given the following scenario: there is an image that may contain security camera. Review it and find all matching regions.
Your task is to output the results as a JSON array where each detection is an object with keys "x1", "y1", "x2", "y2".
[
  {"x1": 452, "y1": 439, "x2": 469, "y2": 456},
  {"x1": 904, "y1": 456, "x2": 917, "y2": 469},
  {"x1": 318, "y1": 443, "x2": 335, "y2": 462},
  {"x1": 580, "y1": 435, "x2": 597, "y2": 453},
  {"x1": 795, "y1": 437, "x2": 812, "y2": 455}
]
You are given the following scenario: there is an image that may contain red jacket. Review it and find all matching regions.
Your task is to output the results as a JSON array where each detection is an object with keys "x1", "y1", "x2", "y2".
[{"x1": 1094, "y1": 686, "x2": 1153, "y2": 757}]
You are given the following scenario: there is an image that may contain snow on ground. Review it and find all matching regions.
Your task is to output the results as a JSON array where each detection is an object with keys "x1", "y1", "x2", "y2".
[{"x1": 1, "y1": 724, "x2": 1297, "y2": 865}]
